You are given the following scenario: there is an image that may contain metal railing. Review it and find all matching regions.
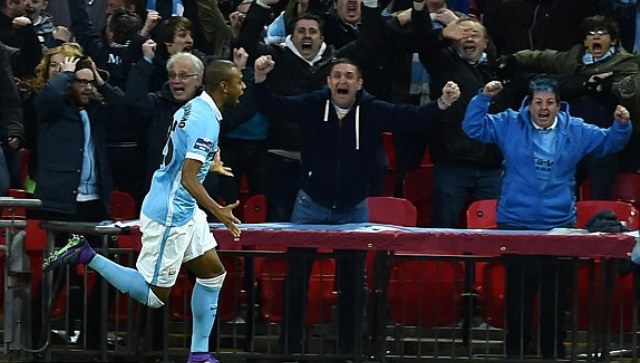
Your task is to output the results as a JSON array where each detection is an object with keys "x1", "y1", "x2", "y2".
[{"x1": 1, "y1": 219, "x2": 639, "y2": 362}]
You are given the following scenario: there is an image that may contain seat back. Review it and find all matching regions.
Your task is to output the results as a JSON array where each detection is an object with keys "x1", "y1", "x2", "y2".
[
  {"x1": 580, "y1": 173, "x2": 640, "y2": 210},
  {"x1": 387, "y1": 256, "x2": 465, "y2": 327},
  {"x1": 574, "y1": 200, "x2": 638, "y2": 332},
  {"x1": 465, "y1": 199, "x2": 500, "y2": 328},
  {"x1": 368, "y1": 197, "x2": 464, "y2": 327},
  {"x1": 402, "y1": 166, "x2": 434, "y2": 227},
  {"x1": 614, "y1": 173, "x2": 640, "y2": 208},
  {"x1": 367, "y1": 196, "x2": 417, "y2": 291},
  {"x1": 575, "y1": 200, "x2": 640, "y2": 229},
  {"x1": 111, "y1": 190, "x2": 137, "y2": 220},
  {"x1": 243, "y1": 194, "x2": 267, "y2": 223},
  {"x1": 259, "y1": 257, "x2": 337, "y2": 326},
  {"x1": 169, "y1": 256, "x2": 245, "y2": 324},
  {"x1": 367, "y1": 196, "x2": 417, "y2": 227},
  {"x1": 465, "y1": 199, "x2": 498, "y2": 229}
]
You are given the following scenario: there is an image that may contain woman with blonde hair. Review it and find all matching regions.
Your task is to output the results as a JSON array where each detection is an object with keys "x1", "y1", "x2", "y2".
[{"x1": 19, "y1": 43, "x2": 84, "y2": 194}]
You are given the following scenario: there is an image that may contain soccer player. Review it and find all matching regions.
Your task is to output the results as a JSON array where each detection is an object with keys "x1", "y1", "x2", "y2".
[{"x1": 43, "y1": 57, "x2": 245, "y2": 363}]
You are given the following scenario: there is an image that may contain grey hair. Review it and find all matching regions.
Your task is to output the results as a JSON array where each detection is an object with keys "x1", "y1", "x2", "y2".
[{"x1": 166, "y1": 52, "x2": 204, "y2": 76}]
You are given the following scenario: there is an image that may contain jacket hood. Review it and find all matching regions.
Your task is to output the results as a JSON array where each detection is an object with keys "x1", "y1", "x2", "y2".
[
  {"x1": 284, "y1": 35, "x2": 328, "y2": 66},
  {"x1": 320, "y1": 86, "x2": 375, "y2": 150}
]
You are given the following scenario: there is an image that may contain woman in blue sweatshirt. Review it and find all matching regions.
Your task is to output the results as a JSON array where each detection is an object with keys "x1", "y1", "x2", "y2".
[{"x1": 463, "y1": 75, "x2": 632, "y2": 359}]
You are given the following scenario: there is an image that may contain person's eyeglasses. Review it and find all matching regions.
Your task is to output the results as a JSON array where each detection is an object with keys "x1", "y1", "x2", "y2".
[
  {"x1": 74, "y1": 78, "x2": 96, "y2": 87},
  {"x1": 587, "y1": 30, "x2": 609, "y2": 36},
  {"x1": 169, "y1": 72, "x2": 198, "y2": 81}
]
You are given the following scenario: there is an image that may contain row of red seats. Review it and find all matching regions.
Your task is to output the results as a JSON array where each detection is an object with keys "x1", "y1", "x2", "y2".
[
  {"x1": 468, "y1": 199, "x2": 638, "y2": 332},
  {"x1": 242, "y1": 195, "x2": 464, "y2": 328},
  {"x1": 246, "y1": 195, "x2": 639, "y2": 332}
]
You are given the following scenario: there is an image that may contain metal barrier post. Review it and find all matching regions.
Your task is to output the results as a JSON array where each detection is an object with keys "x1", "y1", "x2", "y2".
[{"x1": 0, "y1": 197, "x2": 41, "y2": 360}]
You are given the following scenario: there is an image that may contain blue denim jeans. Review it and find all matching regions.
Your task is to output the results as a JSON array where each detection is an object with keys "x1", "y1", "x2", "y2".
[
  {"x1": 431, "y1": 162, "x2": 502, "y2": 228},
  {"x1": 280, "y1": 190, "x2": 368, "y2": 354}
]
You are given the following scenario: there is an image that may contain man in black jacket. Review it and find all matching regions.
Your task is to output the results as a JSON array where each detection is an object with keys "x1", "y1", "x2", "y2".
[
  {"x1": 414, "y1": 9, "x2": 515, "y2": 228},
  {"x1": 237, "y1": 0, "x2": 385, "y2": 222}
]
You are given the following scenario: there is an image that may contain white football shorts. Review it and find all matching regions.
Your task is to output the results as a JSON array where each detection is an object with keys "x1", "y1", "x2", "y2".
[{"x1": 136, "y1": 208, "x2": 217, "y2": 287}]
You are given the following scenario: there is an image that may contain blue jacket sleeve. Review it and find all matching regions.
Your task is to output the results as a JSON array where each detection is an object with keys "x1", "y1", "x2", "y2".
[
  {"x1": 581, "y1": 118, "x2": 632, "y2": 157},
  {"x1": 462, "y1": 91, "x2": 504, "y2": 144}
]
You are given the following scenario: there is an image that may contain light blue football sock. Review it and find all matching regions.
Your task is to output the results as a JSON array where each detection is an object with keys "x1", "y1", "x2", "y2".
[
  {"x1": 190, "y1": 274, "x2": 225, "y2": 352},
  {"x1": 88, "y1": 254, "x2": 149, "y2": 304}
]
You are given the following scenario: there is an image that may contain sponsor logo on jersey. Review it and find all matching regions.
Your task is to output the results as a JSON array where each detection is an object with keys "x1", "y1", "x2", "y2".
[{"x1": 194, "y1": 138, "x2": 213, "y2": 152}]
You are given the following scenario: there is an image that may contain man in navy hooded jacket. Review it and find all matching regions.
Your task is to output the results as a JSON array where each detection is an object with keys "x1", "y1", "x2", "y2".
[{"x1": 254, "y1": 55, "x2": 460, "y2": 355}]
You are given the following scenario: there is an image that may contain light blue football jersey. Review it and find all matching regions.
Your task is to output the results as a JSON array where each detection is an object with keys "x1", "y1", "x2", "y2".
[{"x1": 141, "y1": 92, "x2": 221, "y2": 226}]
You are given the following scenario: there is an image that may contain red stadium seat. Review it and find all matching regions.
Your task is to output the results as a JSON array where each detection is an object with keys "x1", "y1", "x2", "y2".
[
  {"x1": 465, "y1": 199, "x2": 500, "y2": 327},
  {"x1": 168, "y1": 257, "x2": 245, "y2": 324},
  {"x1": 387, "y1": 256, "x2": 465, "y2": 327},
  {"x1": 574, "y1": 200, "x2": 638, "y2": 332},
  {"x1": 579, "y1": 172, "x2": 640, "y2": 211},
  {"x1": 368, "y1": 196, "x2": 464, "y2": 327},
  {"x1": 465, "y1": 199, "x2": 498, "y2": 229},
  {"x1": 367, "y1": 196, "x2": 417, "y2": 291},
  {"x1": 259, "y1": 257, "x2": 337, "y2": 326},
  {"x1": 110, "y1": 190, "x2": 137, "y2": 221},
  {"x1": 243, "y1": 194, "x2": 267, "y2": 223},
  {"x1": 367, "y1": 196, "x2": 417, "y2": 227},
  {"x1": 575, "y1": 200, "x2": 640, "y2": 230}
]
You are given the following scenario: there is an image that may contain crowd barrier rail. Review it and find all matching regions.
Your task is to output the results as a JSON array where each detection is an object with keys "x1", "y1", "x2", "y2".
[{"x1": 0, "y1": 218, "x2": 638, "y2": 362}]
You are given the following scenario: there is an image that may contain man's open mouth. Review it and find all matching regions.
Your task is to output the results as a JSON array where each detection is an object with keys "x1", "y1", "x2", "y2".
[{"x1": 172, "y1": 86, "x2": 186, "y2": 96}]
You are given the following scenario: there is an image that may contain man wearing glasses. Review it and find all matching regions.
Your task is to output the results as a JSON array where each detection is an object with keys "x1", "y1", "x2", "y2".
[
  {"x1": 126, "y1": 49, "x2": 208, "y2": 199},
  {"x1": 31, "y1": 55, "x2": 123, "y2": 349}
]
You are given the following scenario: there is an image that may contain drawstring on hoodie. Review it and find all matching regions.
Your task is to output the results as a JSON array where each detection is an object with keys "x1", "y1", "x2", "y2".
[
  {"x1": 324, "y1": 100, "x2": 330, "y2": 123},
  {"x1": 355, "y1": 106, "x2": 360, "y2": 150},
  {"x1": 324, "y1": 100, "x2": 360, "y2": 150}
]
